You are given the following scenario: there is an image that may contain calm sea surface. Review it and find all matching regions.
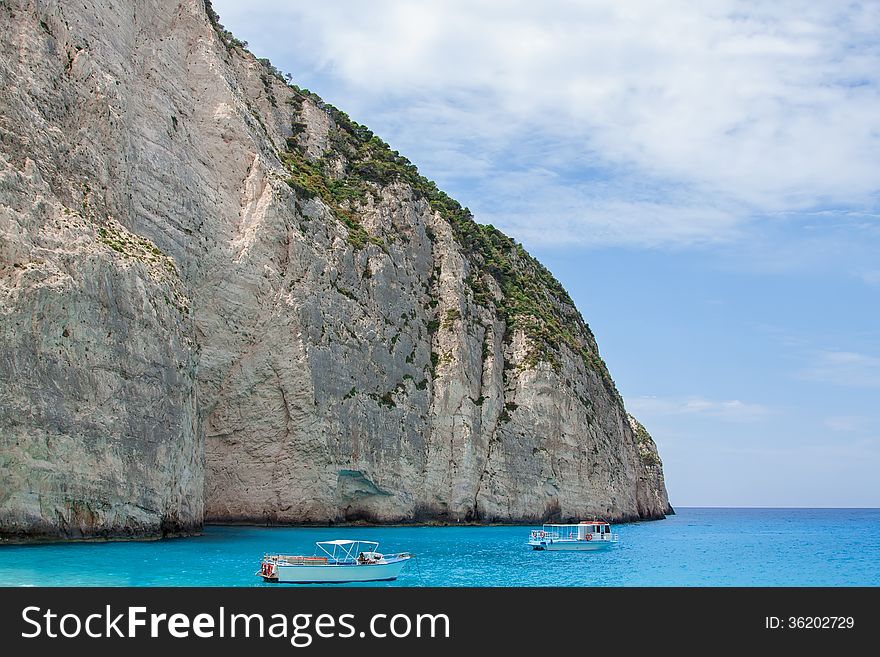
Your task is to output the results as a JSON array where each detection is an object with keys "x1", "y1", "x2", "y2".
[{"x1": 1, "y1": 508, "x2": 877, "y2": 586}]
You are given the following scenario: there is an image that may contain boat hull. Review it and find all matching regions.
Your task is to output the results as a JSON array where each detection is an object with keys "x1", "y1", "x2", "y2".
[
  {"x1": 267, "y1": 557, "x2": 410, "y2": 583},
  {"x1": 528, "y1": 539, "x2": 616, "y2": 551}
]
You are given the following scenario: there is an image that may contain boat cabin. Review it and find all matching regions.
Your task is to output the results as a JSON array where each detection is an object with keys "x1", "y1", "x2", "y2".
[
  {"x1": 530, "y1": 520, "x2": 616, "y2": 541},
  {"x1": 528, "y1": 519, "x2": 618, "y2": 550},
  {"x1": 577, "y1": 521, "x2": 612, "y2": 537}
]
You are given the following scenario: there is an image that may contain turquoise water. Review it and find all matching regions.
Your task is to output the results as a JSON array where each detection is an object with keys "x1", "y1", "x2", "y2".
[{"x1": 1, "y1": 508, "x2": 878, "y2": 586}]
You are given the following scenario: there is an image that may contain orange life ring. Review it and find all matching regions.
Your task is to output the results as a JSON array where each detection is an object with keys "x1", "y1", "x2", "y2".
[
  {"x1": 539, "y1": 531, "x2": 546, "y2": 539},
  {"x1": 585, "y1": 534, "x2": 592, "y2": 541}
]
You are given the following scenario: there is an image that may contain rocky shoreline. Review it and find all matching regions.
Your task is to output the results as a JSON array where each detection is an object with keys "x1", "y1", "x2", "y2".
[{"x1": 1, "y1": 508, "x2": 676, "y2": 546}]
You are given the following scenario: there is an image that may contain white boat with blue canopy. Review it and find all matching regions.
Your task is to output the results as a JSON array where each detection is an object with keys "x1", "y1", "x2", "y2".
[
  {"x1": 528, "y1": 521, "x2": 619, "y2": 551},
  {"x1": 258, "y1": 540, "x2": 412, "y2": 583}
]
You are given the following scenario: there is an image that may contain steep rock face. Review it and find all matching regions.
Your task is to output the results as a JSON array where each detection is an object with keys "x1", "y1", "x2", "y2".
[
  {"x1": 627, "y1": 414, "x2": 671, "y2": 518},
  {"x1": 0, "y1": 0, "x2": 670, "y2": 540},
  {"x1": 0, "y1": 0, "x2": 205, "y2": 541}
]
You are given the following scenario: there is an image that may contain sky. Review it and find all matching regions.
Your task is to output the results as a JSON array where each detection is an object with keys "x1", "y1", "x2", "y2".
[{"x1": 211, "y1": 0, "x2": 880, "y2": 507}]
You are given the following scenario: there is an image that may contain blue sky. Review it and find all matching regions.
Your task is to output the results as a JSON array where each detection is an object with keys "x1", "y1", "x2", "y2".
[{"x1": 212, "y1": 0, "x2": 880, "y2": 507}]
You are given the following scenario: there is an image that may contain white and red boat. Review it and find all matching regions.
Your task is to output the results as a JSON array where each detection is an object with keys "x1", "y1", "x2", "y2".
[
  {"x1": 258, "y1": 540, "x2": 411, "y2": 583},
  {"x1": 528, "y1": 521, "x2": 619, "y2": 551}
]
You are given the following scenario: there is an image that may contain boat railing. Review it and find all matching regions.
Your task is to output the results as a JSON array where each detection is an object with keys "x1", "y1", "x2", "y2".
[
  {"x1": 529, "y1": 530, "x2": 620, "y2": 542},
  {"x1": 382, "y1": 552, "x2": 413, "y2": 560},
  {"x1": 530, "y1": 530, "x2": 562, "y2": 540},
  {"x1": 578, "y1": 533, "x2": 619, "y2": 541},
  {"x1": 272, "y1": 555, "x2": 329, "y2": 564}
]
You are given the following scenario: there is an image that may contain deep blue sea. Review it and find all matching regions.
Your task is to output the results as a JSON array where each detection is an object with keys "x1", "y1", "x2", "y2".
[{"x1": 1, "y1": 508, "x2": 877, "y2": 586}]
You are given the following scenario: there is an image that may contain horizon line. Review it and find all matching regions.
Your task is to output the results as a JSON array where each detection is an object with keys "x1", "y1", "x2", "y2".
[{"x1": 671, "y1": 505, "x2": 879, "y2": 510}]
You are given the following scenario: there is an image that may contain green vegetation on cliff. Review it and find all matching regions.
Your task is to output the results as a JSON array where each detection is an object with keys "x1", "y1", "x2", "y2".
[
  {"x1": 629, "y1": 415, "x2": 662, "y2": 467},
  {"x1": 296, "y1": 97, "x2": 618, "y2": 392},
  {"x1": 282, "y1": 87, "x2": 617, "y2": 392},
  {"x1": 207, "y1": 0, "x2": 617, "y2": 391}
]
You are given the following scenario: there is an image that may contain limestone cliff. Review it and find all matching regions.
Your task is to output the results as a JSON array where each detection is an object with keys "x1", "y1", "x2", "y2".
[{"x1": 0, "y1": 0, "x2": 670, "y2": 541}]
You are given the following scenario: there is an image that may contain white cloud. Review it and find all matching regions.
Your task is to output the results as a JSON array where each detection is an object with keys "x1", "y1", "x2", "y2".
[
  {"x1": 626, "y1": 395, "x2": 769, "y2": 422},
  {"x1": 212, "y1": 0, "x2": 880, "y2": 247},
  {"x1": 800, "y1": 351, "x2": 880, "y2": 388},
  {"x1": 823, "y1": 416, "x2": 868, "y2": 433},
  {"x1": 467, "y1": 168, "x2": 746, "y2": 247}
]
